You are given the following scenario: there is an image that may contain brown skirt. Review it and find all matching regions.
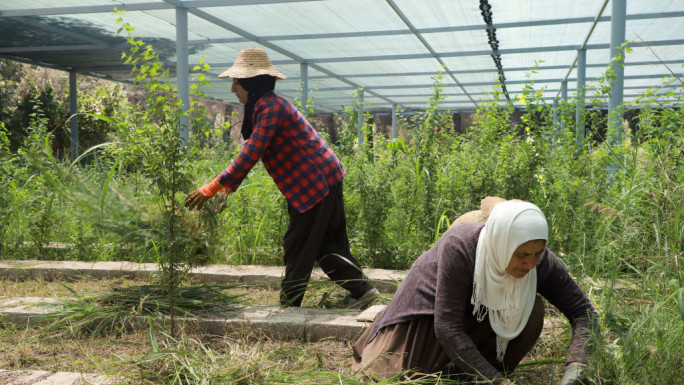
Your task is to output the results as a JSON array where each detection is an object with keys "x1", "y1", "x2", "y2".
[
  {"x1": 352, "y1": 314, "x2": 452, "y2": 381},
  {"x1": 352, "y1": 296, "x2": 545, "y2": 381}
]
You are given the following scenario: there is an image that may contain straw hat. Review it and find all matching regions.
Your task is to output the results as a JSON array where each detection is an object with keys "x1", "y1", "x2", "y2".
[{"x1": 218, "y1": 47, "x2": 286, "y2": 80}]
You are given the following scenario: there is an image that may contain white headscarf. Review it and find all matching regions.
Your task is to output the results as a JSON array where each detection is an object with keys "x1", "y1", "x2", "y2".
[{"x1": 471, "y1": 201, "x2": 548, "y2": 362}]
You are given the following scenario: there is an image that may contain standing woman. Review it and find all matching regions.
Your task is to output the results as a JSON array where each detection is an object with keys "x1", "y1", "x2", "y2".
[
  {"x1": 185, "y1": 47, "x2": 378, "y2": 308},
  {"x1": 353, "y1": 201, "x2": 599, "y2": 385}
]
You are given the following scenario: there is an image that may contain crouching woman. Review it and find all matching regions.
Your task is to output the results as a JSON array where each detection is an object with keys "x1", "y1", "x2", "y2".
[{"x1": 352, "y1": 201, "x2": 599, "y2": 385}]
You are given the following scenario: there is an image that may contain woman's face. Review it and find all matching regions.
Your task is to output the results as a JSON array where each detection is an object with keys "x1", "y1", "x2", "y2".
[
  {"x1": 506, "y1": 239, "x2": 546, "y2": 278},
  {"x1": 231, "y1": 78, "x2": 248, "y2": 104}
]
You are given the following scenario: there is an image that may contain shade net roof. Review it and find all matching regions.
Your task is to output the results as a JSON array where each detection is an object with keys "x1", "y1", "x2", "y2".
[{"x1": 1, "y1": 0, "x2": 683, "y2": 113}]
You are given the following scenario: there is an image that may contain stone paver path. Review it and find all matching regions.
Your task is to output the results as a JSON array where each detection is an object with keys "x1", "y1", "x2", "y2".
[
  {"x1": 0, "y1": 260, "x2": 405, "y2": 293},
  {"x1": 0, "y1": 369, "x2": 115, "y2": 385},
  {"x1": 0, "y1": 296, "x2": 386, "y2": 341}
]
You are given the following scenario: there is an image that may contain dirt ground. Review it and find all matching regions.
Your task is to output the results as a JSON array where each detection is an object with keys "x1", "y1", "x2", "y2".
[{"x1": 0, "y1": 277, "x2": 569, "y2": 384}]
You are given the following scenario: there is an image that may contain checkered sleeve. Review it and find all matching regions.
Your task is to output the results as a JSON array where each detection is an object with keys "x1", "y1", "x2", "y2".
[{"x1": 215, "y1": 102, "x2": 283, "y2": 191}]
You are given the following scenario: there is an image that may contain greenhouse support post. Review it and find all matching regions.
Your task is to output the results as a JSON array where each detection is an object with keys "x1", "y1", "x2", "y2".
[
  {"x1": 69, "y1": 70, "x2": 79, "y2": 162},
  {"x1": 608, "y1": 0, "x2": 626, "y2": 144},
  {"x1": 357, "y1": 88, "x2": 364, "y2": 146},
  {"x1": 176, "y1": 6, "x2": 190, "y2": 144},
  {"x1": 392, "y1": 103, "x2": 398, "y2": 140},
  {"x1": 300, "y1": 63, "x2": 308, "y2": 112},
  {"x1": 552, "y1": 98, "x2": 559, "y2": 150},
  {"x1": 576, "y1": 48, "x2": 586, "y2": 145},
  {"x1": 560, "y1": 80, "x2": 568, "y2": 132}
]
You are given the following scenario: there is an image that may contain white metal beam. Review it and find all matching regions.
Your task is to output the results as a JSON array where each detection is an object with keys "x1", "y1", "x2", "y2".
[
  {"x1": 0, "y1": 0, "x2": 326, "y2": 17},
  {"x1": 186, "y1": 6, "x2": 406, "y2": 109},
  {"x1": 609, "y1": 0, "x2": 627, "y2": 144},
  {"x1": 556, "y1": 0, "x2": 610, "y2": 99},
  {"x1": 176, "y1": 6, "x2": 190, "y2": 143},
  {"x1": 357, "y1": 89, "x2": 365, "y2": 145},
  {"x1": 69, "y1": 71, "x2": 79, "y2": 162},
  {"x1": 300, "y1": 63, "x2": 308, "y2": 112},
  {"x1": 576, "y1": 48, "x2": 586, "y2": 144},
  {"x1": 384, "y1": 0, "x2": 477, "y2": 107}
]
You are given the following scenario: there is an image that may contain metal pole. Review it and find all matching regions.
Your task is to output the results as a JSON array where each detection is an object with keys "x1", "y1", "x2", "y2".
[
  {"x1": 560, "y1": 80, "x2": 568, "y2": 132},
  {"x1": 608, "y1": 0, "x2": 626, "y2": 144},
  {"x1": 576, "y1": 48, "x2": 586, "y2": 145},
  {"x1": 69, "y1": 70, "x2": 79, "y2": 162},
  {"x1": 176, "y1": 6, "x2": 190, "y2": 143},
  {"x1": 357, "y1": 88, "x2": 364, "y2": 146},
  {"x1": 555, "y1": 0, "x2": 609, "y2": 100},
  {"x1": 300, "y1": 63, "x2": 308, "y2": 113},
  {"x1": 552, "y1": 97, "x2": 559, "y2": 149},
  {"x1": 552, "y1": 98, "x2": 559, "y2": 128},
  {"x1": 391, "y1": 103, "x2": 398, "y2": 140}
]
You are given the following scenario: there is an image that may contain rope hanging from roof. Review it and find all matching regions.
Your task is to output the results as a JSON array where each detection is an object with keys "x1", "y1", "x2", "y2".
[{"x1": 479, "y1": 0, "x2": 510, "y2": 100}]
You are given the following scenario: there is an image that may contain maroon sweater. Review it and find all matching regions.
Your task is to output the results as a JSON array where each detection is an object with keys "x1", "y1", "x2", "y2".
[{"x1": 368, "y1": 222, "x2": 599, "y2": 381}]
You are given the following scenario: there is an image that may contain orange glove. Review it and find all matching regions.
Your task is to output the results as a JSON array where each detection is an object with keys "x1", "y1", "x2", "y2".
[
  {"x1": 198, "y1": 179, "x2": 224, "y2": 197},
  {"x1": 185, "y1": 178, "x2": 231, "y2": 211}
]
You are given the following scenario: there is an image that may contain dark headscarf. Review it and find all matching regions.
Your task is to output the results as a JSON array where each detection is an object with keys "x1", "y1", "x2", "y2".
[{"x1": 238, "y1": 75, "x2": 277, "y2": 140}]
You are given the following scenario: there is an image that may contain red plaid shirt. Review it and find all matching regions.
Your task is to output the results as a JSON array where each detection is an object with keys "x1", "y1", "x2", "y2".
[{"x1": 217, "y1": 92, "x2": 345, "y2": 213}]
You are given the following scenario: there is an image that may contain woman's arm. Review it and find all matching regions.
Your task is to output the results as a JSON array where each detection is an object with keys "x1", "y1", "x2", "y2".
[
  {"x1": 537, "y1": 251, "x2": 600, "y2": 364},
  {"x1": 216, "y1": 100, "x2": 281, "y2": 191},
  {"x1": 433, "y1": 236, "x2": 503, "y2": 382}
]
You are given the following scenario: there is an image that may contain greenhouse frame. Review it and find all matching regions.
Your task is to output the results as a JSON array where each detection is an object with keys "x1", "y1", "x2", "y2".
[{"x1": 1, "y1": 0, "x2": 683, "y2": 154}]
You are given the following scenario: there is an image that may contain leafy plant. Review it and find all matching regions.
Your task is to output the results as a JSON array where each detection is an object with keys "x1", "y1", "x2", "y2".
[{"x1": 89, "y1": 11, "x2": 225, "y2": 335}]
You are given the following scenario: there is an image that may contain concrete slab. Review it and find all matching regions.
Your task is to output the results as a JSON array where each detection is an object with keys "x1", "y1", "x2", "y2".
[
  {"x1": 0, "y1": 260, "x2": 627, "y2": 293},
  {"x1": 0, "y1": 260, "x2": 406, "y2": 293},
  {"x1": 356, "y1": 304, "x2": 386, "y2": 322},
  {"x1": 0, "y1": 369, "x2": 50, "y2": 384},
  {"x1": 0, "y1": 297, "x2": 61, "y2": 324},
  {"x1": 0, "y1": 369, "x2": 114, "y2": 385},
  {"x1": 33, "y1": 372, "x2": 86, "y2": 385},
  {"x1": 201, "y1": 306, "x2": 371, "y2": 341},
  {"x1": 0, "y1": 297, "x2": 384, "y2": 342}
]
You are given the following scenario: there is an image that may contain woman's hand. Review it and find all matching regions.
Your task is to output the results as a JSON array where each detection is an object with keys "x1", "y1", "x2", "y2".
[
  {"x1": 559, "y1": 362, "x2": 586, "y2": 385},
  {"x1": 185, "y1": 179, "x2": 232, "y2": 211},
  {"x1": 184, "y1": 189, "x2": 211, "y2": 211}
]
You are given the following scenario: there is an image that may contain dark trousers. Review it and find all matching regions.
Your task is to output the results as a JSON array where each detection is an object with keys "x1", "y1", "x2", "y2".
[{"x1": 280, "y1": 181, "x2": 373, "y2": 306}]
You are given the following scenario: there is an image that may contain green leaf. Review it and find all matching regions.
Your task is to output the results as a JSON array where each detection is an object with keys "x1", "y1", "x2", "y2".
[
  {"x1": 81, "y1": 112, "x2": 115, "y2": 123},
  {"x1": 59, "y1": 282, "x2": 80, "y2": 296},
  {"x1": 101, "y1": 155, "x2": 122, "y2": 214},
  {"x1": 678, "y1": 288, "x2": 684, "y2": 324},
  {"x1": 148, "y1": 315, "x2": 159, "y2": 352}
]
